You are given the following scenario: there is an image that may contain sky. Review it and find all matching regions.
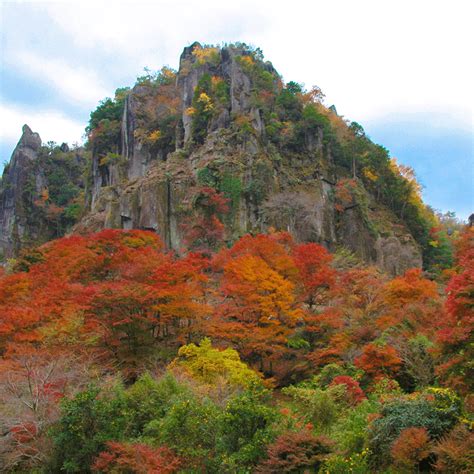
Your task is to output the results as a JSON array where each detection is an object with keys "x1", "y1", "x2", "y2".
[{"x1": 0, "y1": 0, "x2": 472, "y2": 219}]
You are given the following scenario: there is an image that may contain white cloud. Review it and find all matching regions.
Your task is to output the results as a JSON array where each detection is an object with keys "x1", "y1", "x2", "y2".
[
  {"x1": 0, "y1": 102, "x2": 85, "y2": 147},
  {"x1": 248, "y1": 0, "x2": 473, "y2": 124},
  {"x1": 37, "y1": 0, "x2": 267, "y2": 72},
  {"x1": 2, "y1": 0, "x2": 472, "y2": 143},
  {"x1": 9, "y1": 51, "x2": 109, "y2": 108},
  {"x1": 28, "y1": 0, "x2": 472, "y2": 128}
]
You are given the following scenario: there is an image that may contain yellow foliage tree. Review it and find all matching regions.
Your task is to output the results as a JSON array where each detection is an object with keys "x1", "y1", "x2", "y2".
[{"x1": 170, "y1": 338, "x2": 262, "y2": 389}]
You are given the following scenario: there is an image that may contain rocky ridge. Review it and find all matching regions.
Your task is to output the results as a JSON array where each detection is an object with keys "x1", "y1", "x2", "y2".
[{"x1": 0, "y1": 43, "x2": 422, "y2": 274}]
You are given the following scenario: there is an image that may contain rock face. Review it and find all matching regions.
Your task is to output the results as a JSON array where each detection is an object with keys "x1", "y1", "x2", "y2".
[
  {"x1": 0, "y1": 126, "x2": 86, "y2": 259},
  {"x1": 0, "y1": 125, "x2": 42, "y2": 258},
  {"x1": 1, "y1": 44, "x2": 423, "y2": 275},
  {"x1": 75, "y1": 43, "x2": 422, "y2": 275}
]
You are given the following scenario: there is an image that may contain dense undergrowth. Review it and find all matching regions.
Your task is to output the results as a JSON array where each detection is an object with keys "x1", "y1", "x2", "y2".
[{"x1": 0, "y1": 226, "x2": 472, "y2": 473}]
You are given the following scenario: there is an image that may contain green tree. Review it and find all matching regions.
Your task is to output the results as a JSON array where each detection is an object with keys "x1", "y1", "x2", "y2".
[
  {"x1": 51, "y1": 385, "x2": 128, "y2": 473},
  {"x1": 218, "y1": 388, "x2": 277, "y2": 469}
]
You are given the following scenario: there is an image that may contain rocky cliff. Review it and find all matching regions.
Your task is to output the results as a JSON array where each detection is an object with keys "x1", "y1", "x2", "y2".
[
  {"x1": 1, "y1": 43, "x2": 423, "y2": 274},
  {"x1": 0, "y1": 127, "x2": 85, "y2": 259},
  {"x1": 0, "y1": 125, "x2": 42, "y2": 258}
]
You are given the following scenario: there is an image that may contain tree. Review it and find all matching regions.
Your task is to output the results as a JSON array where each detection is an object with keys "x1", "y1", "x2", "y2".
[
  {"x1": 377, "y1": 268, "x2": 441, "y2": 339},
  {"x1": 256, "y1": 429, "x2": 333, "y2": 473},
  {"x1": 0, "y1": 348, "x2": 91, "y2": 472},
  {"x1": 0, "y1": 229, "x2": 208, "y2": 376},
  {"x1": 330, "y1": 376, "x2": 366, "y2": 406},
  {"x1": 83, "y1": 281, "x2": 163, "y2": 372},
  {"x1": 51, "y1": 385, "x2": 128, "y2": 473},
  {"x1": 282, "y1": 384, "x2": 344, "y2": 433},
  {"x1": 93, "y1": 442, "x2": 181, "y2": 474},
  {"x1": 122, "y1": 372, "x2": 192, "y2": 438},
  {"x1": 292, "y1": 242, "x2": 335, "y2": 307},
  {"x1": 369, "y1": 393, "x2": 460, "y2": 468},
  {"x1": 436, "y1": 228, "x2": 474, "y2": 394},
  {"x1": 217, "y1": 388, "x2": 277, "y2": 469},
  {"x1": 144, "y1": 392, "x2": 220, "y2": 468},
  {"x1": 170, "y1": 338, "x2": 262, "y2": 392},
  {"x1": 390, "y1": 427, "x2": 431, "y2": 472},
  {"x1": 211, "y1": 252, "x2": 301, "y2": 375},
  {"x1": 354, "y1": 343, "x2": 402, "y2": 380},
  {"x1": 432, "y1": 424, "x2": 474, "y2": 473}
]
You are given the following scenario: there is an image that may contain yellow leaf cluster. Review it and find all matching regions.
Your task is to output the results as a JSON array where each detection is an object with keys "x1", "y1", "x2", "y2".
[
  {"x1": 198, "y1": 92, "x2": 214, "y2": 112},
  {"x1": 239, "y1": 55, "x2": 255, "y2": 67},
  {"x1": 172, "y1": 338, "x2": 262, "y2": 388},
  {"x1": 147, "y1": 129, "x2": 162, "y2": 143},
  {"x1": 192, "y1": 45, "x2": 219, "y2": 65},
  {"x1": 363, "y1": 168, "x2": 378, "y2": 182}
]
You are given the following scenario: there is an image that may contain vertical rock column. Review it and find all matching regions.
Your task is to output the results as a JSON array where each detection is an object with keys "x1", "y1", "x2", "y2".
[{"x1": 0, "y1": 125, "x2": 42, "y2": 258}]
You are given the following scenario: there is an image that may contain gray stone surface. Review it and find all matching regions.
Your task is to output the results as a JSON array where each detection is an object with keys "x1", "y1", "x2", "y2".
[
  {"x1": 0, "y1": 125, "x2": 42, "y2": 257},
  {"x1": 0, "y1": 46, "x2": 423, "y2": 275}
]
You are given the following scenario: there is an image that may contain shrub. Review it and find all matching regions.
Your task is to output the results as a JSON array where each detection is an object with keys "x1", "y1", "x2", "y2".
[
  {"x1": 323, "y1": 449, "x2": 371, "y2": 474},
  {"x1": 171, "y1": 338, "x2": 262, "y2": 390},
  {"x1": 217, "y1": 388, "x2": 277, "y2": 469},
  {"x1": 256, "y1": 429, "x2": 333, "y2": 473},
  {"x1": 51, "y1": 385, "x2": 128, "y2": 473},
  {"x1": 143, "y1": 393, "x2": 220, "y2": 464},
  {"x1": 282, "y1": 384, "x2": 344, "y2": 432},
  {"x1": 332, "y1": 399, "x2": 379, "y2": 454},
  {"x1": 92, "y1": 442, "x2": 181, "y2": 473},
  {"x1": 124, "y1": 372, "x2": 192, "y2": 437},
  {"x1": 330, "y1": 376, "x2": 366, "y2": 406},
  {"x1": 369, "y1": 395, "x2": 460, "y2": 468},
  {"x1": 354, "y1": 342, "x2": 402, "y2": 380},
  {"x1": 313, "y1": 363, "x2": 347, "y2": 387},
  {"x1": 368, "y1": 377, "x2": 402, "y2": 401},
  {"x1": 432, "y1": 424, "x2": 474, "y2": 473},
  {"x1": 390, "y1": 427, "x2": 431, "y2": 471}
]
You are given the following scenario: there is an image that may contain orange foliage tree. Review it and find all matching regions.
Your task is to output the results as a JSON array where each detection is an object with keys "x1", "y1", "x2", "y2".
[
  {"x1": 209, "y1": 233, "x2": 303, "y2": 378},
  {"x1": 292, "y1": 242, "x2": 335, "y2": 307},
  {"x1": 307, "y1": 267, "x2": 386, "y2": 367},
  {"x1": 0, "y1": 230, "x2": 208, "y2": 375},
  {"x1": 436, "y1": 228, "x2": 474, "y2": 394},
  {"x1": 390, "y1": 427, "x2": 431, "y2": 471},
  {"x1": 93, "y1": 442, "x2": 181, "y2": 474},
  {"x1": 354, "y1": 342, "x2": 402, "y2": 380}
]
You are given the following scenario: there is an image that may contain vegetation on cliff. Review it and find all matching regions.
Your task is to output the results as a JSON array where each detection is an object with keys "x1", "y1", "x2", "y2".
[
  {"x1": 82, "y1": 43, "x2": 461, "y2": 275},
  {"x1": 0, "y1": 43, "x2": 471, "y2": 473}
]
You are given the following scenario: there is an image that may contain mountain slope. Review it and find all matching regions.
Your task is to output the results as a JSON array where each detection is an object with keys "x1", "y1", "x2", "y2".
[{"x1": 1, "y1": 43, "x2": 433, "y2": 274}]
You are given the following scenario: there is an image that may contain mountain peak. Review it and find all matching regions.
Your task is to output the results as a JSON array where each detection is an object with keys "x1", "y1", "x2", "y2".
[{"x1": 18, "y1": 123, "x2": 42, "y2": 151}]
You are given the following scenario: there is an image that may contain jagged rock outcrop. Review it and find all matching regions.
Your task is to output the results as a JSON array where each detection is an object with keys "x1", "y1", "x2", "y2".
[
  {"x1": 0, "y1": 125, "x2": 42, "y2": 258},
  {"x1": 0, "y1": 126, "x2": 86, "y2": 259},
  {"x1": 75, "y1": 42, "x2": 423, "y2": 275},
  {"x1": 75, "y1": 43, "x2": 422, "y2": 275},
  {"x1": 1, "y1": 44, "x2": 422, "y2": 275}
]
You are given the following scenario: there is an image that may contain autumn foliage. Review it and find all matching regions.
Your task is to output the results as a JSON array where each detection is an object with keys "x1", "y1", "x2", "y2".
[
  {"x1": 0, "y1": 227, "x2": 472, "y2": 472},
  {"x1": 93, "y1": 442, "x2": 181, "y2": 473},
  {"x1": 436, "y1": 228, "x2": 474, "y2": 393},
  {"x1": 390, "y1": 427, "x2": 431, "y2": 471},
  {"x1": 256, "y1": 429, "x2": 333, "y2": 473}
]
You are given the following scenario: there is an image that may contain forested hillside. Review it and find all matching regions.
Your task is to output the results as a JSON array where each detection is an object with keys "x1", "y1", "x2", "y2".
[
  {"x1": 0, "y1": 43, "x2": 472, "y2": 473},
  {"x1": 0, "y1": 227, "x2": 472, "y2": 472},
  {"x1": 1, "y1": 43, "x2": 460, "y2": 276}
]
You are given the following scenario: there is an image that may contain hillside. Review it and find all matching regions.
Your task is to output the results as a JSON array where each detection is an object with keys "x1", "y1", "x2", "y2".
[
  {"x1": 1, "y1": 42, "x2": 447, "y2": 274},
  {"x1": 0, "y1": 226, "x2": 472, "y2": 472},
  {"x1": 0, "y1": 43, "x2": 471, "y2": 474}
]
